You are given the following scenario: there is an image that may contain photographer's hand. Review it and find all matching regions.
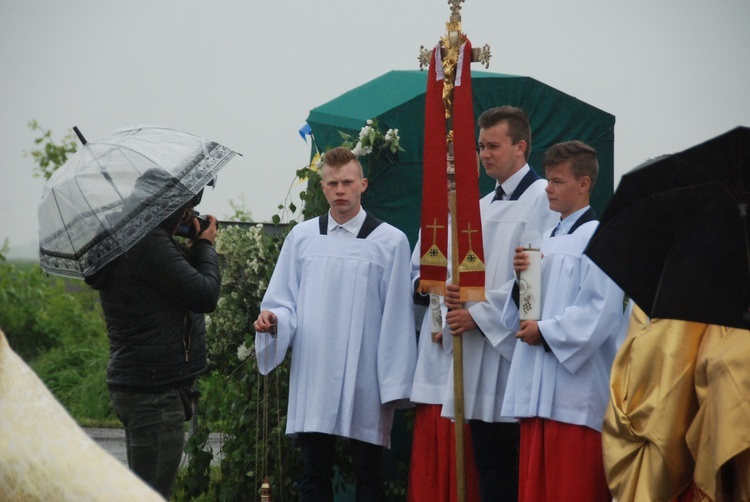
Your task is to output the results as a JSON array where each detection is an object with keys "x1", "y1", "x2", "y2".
[{"x1": 192, "y1": 215, "x2": 218, "y2": 245}]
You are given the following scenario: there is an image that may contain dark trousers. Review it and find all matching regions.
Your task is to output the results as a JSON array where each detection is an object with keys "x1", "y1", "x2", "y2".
[
  {"x1": 297, "y1": 432, "x2": 385, "y2": 502},
  {"x1": 109, "y1": 388, "x2": 186, "y2": 499},
  {"x1": 470, "y1": 419, "x2": 520, "y2": 502}
]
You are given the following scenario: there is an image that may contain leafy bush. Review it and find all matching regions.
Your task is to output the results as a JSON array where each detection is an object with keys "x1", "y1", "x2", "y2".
[
  {"x1": 32, "y1": 339, "x2": 111, "y2": 421},
  {"x1": 0, "y1": 256, "x2": 62, "y2": 360},
  {"x1": 24, "y1": 119, "x2": 79, "y2": 180},
  {"x1": 0, "y1": 245, "x2": 113, "y2": 423}
]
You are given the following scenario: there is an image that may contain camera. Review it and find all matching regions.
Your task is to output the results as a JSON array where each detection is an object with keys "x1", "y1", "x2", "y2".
[{"x1": 176, "y1": 210, "x2": 213, "y2": 239}]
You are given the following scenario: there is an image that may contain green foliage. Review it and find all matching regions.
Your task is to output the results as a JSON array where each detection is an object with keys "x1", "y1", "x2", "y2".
[
  {"x1": 0, "y1": 263, "x2": 56, "y2": 359},
  {"x1": 32, "y1": 340, "x2": 111, "y2": 420},
  {"x1": 294, "y1": 161, "x2": 327, "y2": 221},
  {"x1": 0, "y1": 252, "x2": 100, "y2": 360},
  {"x1": 0, "y1": 247, "x2": 113, "y2": 423},
  {"x1": 25, "y1": 119, "x2": 79, "y2": 180},
  {"x1": 226, "y1": 197, "x2": 253, "y2": 223},
  {"x1": 206, "y1": 224, "x2": 285, "y2": 373}
]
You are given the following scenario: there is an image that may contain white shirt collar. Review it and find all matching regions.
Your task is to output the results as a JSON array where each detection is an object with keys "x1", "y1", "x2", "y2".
[
  {"x1": 556, "y1": 205, "x2": 591, "y2": 236},
  {"x1": 498, "y1": 164, "x2": 530, "y2": 200},
  {"x1": 327, "y1": 207, "x2": 366, "y2": 236}
]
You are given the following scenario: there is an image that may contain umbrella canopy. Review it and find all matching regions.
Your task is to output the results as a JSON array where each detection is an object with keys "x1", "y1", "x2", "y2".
[
  {"x1": 585, "y1": 126, "x2": 750, "y2": 329},
  {"x1": 38, "y1": 125, "x2": 239, "y2": 279}
]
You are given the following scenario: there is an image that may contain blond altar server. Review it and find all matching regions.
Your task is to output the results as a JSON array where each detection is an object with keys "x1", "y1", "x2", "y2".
[{"x1": 254, "y1": 147, "x2": 416, "y2": 501}]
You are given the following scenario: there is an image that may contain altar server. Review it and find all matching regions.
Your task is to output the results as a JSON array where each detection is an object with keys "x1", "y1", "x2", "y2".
[
  {"x1": 254, "y1": 147, "x2": 416, "y2": 501},
  {"x1": 502, "y1": 140, "x2": 627, "y2": 502},
  {"x1": 443, "y1": 106, "x2": 558, "y2": 501},
  {"x1": 408, "y1": 220, "x2": 482, "y2": 502}
]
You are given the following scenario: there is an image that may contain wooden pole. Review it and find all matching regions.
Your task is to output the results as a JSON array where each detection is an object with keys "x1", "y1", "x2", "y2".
[
  {"x1": 448, "y1": 148, "x2": 467, "y2": 502},
  {"x1": 419, "y1": 3, "x2": 490, "y2": 500}
]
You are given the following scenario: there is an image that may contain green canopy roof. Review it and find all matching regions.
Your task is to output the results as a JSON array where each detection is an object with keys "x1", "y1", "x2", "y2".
[{"x1": 306, "y1": 70, "x2": 615, "y2": 248}]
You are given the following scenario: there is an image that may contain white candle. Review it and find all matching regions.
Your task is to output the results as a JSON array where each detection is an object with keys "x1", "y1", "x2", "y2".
[
  {"x1": 429, "y1": 294, "x2": 443, "y2": 342},
  {"x1": 519, "y1": 248, "x2": 542, "y2": 320}
]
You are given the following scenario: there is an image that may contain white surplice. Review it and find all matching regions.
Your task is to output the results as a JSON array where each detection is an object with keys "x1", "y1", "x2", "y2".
[
  {"x1": 409, "y1": 228, "x2": 453, "y2": 406},
  {"x1": 442, "y1": 175, "x2": 558, "y2": 422},
  {"x1": 500, "y1": 219, "x2": 626, "y2": 431},
  {"x1": 255, "y1": 214, "x2": 417, "y2": 448}
]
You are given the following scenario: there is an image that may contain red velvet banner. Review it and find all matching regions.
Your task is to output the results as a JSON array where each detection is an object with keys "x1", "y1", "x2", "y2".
[
  {"x1": 418, "y1": 44, "x2": 449, "y2": 295},
  {"x1": 453, "y1": 40, "x2": 485, "y2": 302}
]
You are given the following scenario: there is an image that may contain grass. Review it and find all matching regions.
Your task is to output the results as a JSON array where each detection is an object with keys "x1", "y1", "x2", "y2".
[{"x1": 77, "y1": 417, "x2": 123, "y2": 429}]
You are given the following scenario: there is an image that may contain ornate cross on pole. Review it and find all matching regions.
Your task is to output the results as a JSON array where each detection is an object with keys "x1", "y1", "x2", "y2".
[
  {"x1": 418, "y1": 2, "x2": 491, "y2": 74},
  {"x1": 418, "y1": 2, "x2": 491, "y2": 501}
]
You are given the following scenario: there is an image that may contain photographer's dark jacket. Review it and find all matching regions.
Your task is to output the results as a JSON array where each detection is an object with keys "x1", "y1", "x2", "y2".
[{"x1": 85, "y1": 227, "x2": 221, "y2": 391}]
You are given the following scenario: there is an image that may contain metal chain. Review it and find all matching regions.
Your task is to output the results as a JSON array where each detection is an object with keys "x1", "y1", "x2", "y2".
[
  {"x1": 254, "y1": 329, "x2": 280, "y2": 500},
  {"x1": 253, "y1": 344, "x2": 263, "y2": 501},
  {"x1": 275, "y1": 351, "x2": 283, "y2": 502},
  {"x1": 262, "y1": 333, "x2": 271, "y2": 495}
]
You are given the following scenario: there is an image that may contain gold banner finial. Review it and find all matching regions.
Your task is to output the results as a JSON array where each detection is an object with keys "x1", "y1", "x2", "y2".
[
  {"x1": 448, "y1": 0, "x2": 465, "y2": 18},
  {"x1": 418, "y1": 0, "x2": 492, "y2": 115}
]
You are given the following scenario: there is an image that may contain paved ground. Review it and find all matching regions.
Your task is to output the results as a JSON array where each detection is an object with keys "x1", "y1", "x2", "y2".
[{"x1": 84, "y1": 428, "x2": 223, "y2": 467}]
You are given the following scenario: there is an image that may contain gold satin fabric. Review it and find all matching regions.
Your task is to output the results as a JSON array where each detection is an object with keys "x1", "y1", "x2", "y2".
[
  {"x1": 603, "y1": 306, "x2": 707, "y2": 502},
  {"x1": 0, "y1": 329, "x2": 163, "y2": 501},
  {"x1": 687, "y1": 324, "x2": 750, "y2": 501}
]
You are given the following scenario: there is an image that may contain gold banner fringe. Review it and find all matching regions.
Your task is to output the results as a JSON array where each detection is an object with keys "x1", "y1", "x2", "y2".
[
  {"x1": 459, "y1": 286, "x2": 485, "y2": 303},
  {"x1": 418, "y1": 280, "x2": 447, "y2": 296}
]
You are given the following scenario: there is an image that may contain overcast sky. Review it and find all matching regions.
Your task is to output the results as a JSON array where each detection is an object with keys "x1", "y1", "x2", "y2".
[{"x1": 2, "y1": 0, "x2": 749, "y2": 259}]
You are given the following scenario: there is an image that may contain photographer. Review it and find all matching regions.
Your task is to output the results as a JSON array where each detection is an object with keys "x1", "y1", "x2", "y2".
[{"x1": 85, "y1": 171, "x2": 221, "y2": 499}]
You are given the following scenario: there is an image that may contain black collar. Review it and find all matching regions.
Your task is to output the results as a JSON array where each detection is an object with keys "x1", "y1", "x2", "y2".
[
  {"x1": 318, "y1": 212, "x2": 384, "y2": 239},
  {"x1": 509, "y1": 167, "x2": 543, "y2": 201},
  {"x1": 568, "y1": 207, "x2": 597, "y2": 235}
]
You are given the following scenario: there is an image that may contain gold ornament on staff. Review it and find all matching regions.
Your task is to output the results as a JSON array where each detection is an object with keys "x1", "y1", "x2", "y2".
[
  {"x1": 419, "y1": 2, "x2": 491, "y2": 501},
  {"x1": 260, "y1": 477, "x2": 272, "y2": 501}
]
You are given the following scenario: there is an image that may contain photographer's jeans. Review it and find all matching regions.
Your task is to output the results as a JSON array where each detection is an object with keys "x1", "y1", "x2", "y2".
[{"x1": 109, "y1": 388, "x2": 186, "y2": 499}]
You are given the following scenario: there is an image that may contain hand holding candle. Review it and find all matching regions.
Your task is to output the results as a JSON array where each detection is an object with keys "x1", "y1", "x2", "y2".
[{"x1": 515, "y1": 245, "x2": 542, "y2": 321}]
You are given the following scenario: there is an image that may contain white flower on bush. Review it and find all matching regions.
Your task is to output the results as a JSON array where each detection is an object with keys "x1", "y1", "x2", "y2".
[
  {"x1": 358, "y1": 125, "x2": 372, "y2": 141},
  {"x1": 211, "y1": 223, "x2": 285, "y2": 369},
  {"x1": 336, "y1": 118, "x2": 404, "y2": 161},
  {"x1": 313, "y1": 154, "x2": 324, "y2": 170},
  {"x1": 352, "y1": 141, "x2": 373, "y2": 157}
]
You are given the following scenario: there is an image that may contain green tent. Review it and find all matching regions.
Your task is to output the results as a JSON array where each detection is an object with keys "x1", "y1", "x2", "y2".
[{"x1": 306, "y1": 70, "x2": 616, "y2": 248}]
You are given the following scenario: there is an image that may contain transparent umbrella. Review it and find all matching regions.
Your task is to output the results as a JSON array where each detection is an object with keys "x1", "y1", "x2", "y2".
[{"x1": 38, "y1": 125, "x2": 239, "y2": 279}]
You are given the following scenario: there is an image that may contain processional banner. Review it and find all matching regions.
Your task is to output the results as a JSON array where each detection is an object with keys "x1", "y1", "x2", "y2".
[{"x1": 419, "y1": 40, "x2": 485, "y2": 302}]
